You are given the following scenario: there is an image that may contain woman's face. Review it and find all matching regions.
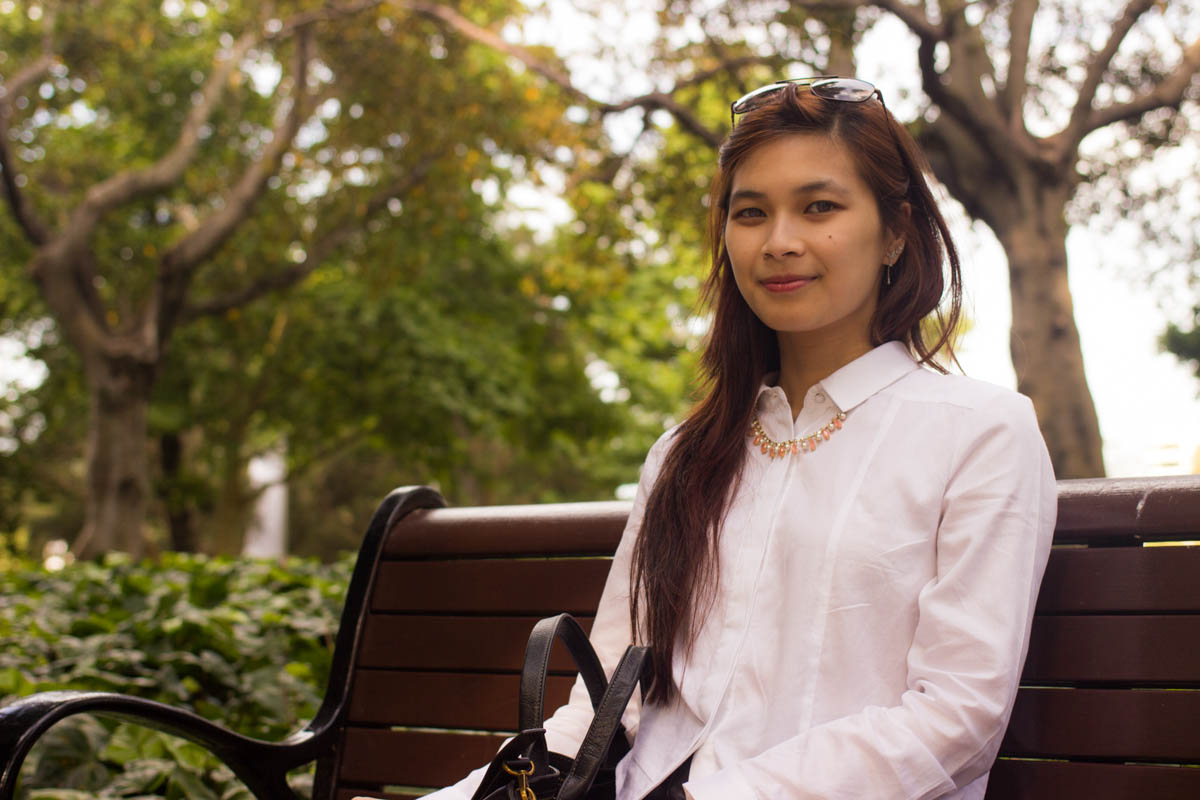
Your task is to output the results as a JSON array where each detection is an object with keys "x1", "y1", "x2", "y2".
[{"x1": 724, "y1": 132, "x2": 899, "y2": 353}]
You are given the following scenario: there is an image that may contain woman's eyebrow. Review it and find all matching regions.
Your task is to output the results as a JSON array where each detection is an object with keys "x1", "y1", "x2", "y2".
[{"x1": 729, "y1": 180, "x2": 850, "y2": 204}]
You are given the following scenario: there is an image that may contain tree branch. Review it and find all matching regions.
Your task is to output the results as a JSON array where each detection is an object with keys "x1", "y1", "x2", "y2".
[
  {"x1": 805, "y1": 0, "x2": 944, "y2": 45},
  {"x1": 915, "y1": 8, "x2": 1045, "y2": 170},
  {"x1": 161, "y1": 31, "x2": 312, "y2": 276},
  {"x1": 672, "y1": 56, "x2": 774, "y2": 93},
  {"x1": 399, "y1": 0, "x2": 584, "y2": 101},
  {"x1": 602, "y1": 92, "x2": 723, "y2": 147},
  {"x1": 1078, "y1": 34, "x2": 1200, "y2": 136},
  {"x1": 32, "y1": 0, "x2": 380, "y2": 254},
  {"x1": 398, "y1": 0, "x2": 729, "y2": 146},
  {"x1": 181, "y1": 153, "x2": 439, "y2": 321},
  {"x1": 1061, "y1": 0, "x2": 1156, "y2": 150},
  {"x1": 917, "y1": 38, "x2": 1001, "y2": 155},
  {"x1": 65, "y1": 33, "x2": 257, "y2": 244},
  {"x1": 268, "y1": 0, "x2": 386, "y2": 39},
  {"x1": 1002, "y1": 0, "x2": 1036, "y2": 120},
  {"x1": 699, "y1": 19, "x2": 753, "y2": 97},
  {"x1": 877, "y1": 0, "x2": 946, "y2": 43},
  {"x1": 153, "y1": 25, "x2": 315, "y2": 342},
  {"x1": 0, "y1": 53, "x2": 56, "y2": 245}
]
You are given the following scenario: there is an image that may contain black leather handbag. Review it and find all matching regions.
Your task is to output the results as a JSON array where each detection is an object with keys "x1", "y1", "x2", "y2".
[{"x1": 470, "y1": 614, "x2": 648, "y2": 800}]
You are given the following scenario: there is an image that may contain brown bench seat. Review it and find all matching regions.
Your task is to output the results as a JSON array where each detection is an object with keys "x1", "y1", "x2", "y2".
[{"x1": 2, "y1": 477, "x2": 1199, "y2": 799}]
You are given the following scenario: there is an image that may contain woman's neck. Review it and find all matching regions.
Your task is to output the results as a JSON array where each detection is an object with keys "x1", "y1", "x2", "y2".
[{"x1": 776, "y1": 331, "x2": 873, "y2": 419}]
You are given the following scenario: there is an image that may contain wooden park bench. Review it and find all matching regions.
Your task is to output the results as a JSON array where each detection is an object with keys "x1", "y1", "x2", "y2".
[{"x1": 2, "y1": 476, "x2": 1199, "y2": 799}]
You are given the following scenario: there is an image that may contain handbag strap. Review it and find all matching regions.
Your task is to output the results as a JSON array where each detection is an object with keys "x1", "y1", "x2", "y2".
[
  {"x1": 557, "y1": 643, "x2": 649, "y2": 800},
  {"x1": 519, "y1": 613, "x2": 610, "y2": 731}
]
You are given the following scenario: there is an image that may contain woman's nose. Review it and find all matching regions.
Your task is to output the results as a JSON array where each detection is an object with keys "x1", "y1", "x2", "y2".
[{"x1": 763, "y1": 217, "x2": 806, "y2": 259}]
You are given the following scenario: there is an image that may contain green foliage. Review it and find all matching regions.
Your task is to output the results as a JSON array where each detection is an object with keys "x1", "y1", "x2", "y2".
[
  {"x1": 0, "y1": 553, "x2": 352, "y2": 798},
  {"x1": 1, "y1": 0, "x2": 677, "y2": 554},
  {"x1": 1163, "y1": 308, "x2": 1200, "y2": 382}
]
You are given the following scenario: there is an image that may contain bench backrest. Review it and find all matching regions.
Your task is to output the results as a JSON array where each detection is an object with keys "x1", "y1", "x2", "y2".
[{"x1": 324, "y1": 476, "x2": 1200, "y2": 800}]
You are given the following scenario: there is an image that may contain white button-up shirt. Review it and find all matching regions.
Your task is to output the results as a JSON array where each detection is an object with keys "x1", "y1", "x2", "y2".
[{"x1": 432, "y1": 341, "x2": 1057, "y2": 800}]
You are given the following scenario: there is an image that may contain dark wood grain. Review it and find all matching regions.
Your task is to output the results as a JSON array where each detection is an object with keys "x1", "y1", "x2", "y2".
[
  {"x1": 346, "y1": 669, "x2": 575, "y2": 729},
  {"x1": 1054, "y1": 475, "x2": 1200, "y2": 542},
  {"x1": 338, "y1": 728, "x2": 507, "y2": 786},
  {"x1": 1001, "y1": 687, "x2": 1200, "y2": 759},
  {"x1": 985, "y1": 759, "x2": 1200, "y2": 799},
  {"x1": 371, "y1": 559, "x2": 610, "y2": 615},
  {"x1": 383, "y1": 502, "x2": 629, "y2": 557},
  {"x1": 1037, "y1": 546, "x2": 1200, "y2": 612},
  {"x1": 357, "y1": 614, "x2": 593, "y2": 672},
  {"x1": 1023, "y1": 615, "x2": 1200, "y2": 684}
]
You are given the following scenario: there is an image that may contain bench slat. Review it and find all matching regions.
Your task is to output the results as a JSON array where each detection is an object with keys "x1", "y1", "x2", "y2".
[
  {"x1": 339, "y1": 728, "x2": 507, "y2": 786},
  {"x1": 347, "y1": 669, "x2": 574, "y2": 729},
  {"x1": 379, "y1": 478, "x2": 1200, "y2": 555},
  {"x1": 368, "y1": 547, "x2": 1200, "y2": 616},
  {"x1": 358, "y1": 614, "x2": 592, "y2": 672},
  {"x1": 1037, "y1": 546, "x2": 1200, "y2": 612},
  {"x1": 372, "y1": 560, "x2": 610, "y2": 614},
  {"x1": 1023, "y1": 615, "x2": 1200, "y2": 684},
  {"x1": 357, "y1": 613, "x2": 1200, "y2": 681},
  {"x1": 384, "y1": 503, "x2": 628, "y2": 557},
  {"x1": 357, "y1": 614, "x2": 1200, "y2": 681},
  {"x1": 1054, "y1": 475, "x2": 1200, "y2": 542},
  {"x1": 1000, "y1": 687, "x2": 1200, "y2": 760},
  {"x1": 986, "y1": 759, "x2": 1200, "y2": 799}
]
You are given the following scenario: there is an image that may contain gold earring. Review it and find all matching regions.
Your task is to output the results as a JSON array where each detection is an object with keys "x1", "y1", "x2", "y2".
[{"x1": 884, "y1": 243, "x2": 903, "y2": 286}]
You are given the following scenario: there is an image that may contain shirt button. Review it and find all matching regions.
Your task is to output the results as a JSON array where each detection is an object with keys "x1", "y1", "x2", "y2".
[{"x1": 814, "y1": 392, "x2": 826, "y2": 404}]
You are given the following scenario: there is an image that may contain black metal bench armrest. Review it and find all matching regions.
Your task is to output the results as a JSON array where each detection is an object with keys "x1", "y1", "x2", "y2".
[
  {"x1": 0, "y1": 485, "x2": 449, "y2": 800},
  {"x1": 0, "y1": 690, "x2": 322, "y2": 799}
]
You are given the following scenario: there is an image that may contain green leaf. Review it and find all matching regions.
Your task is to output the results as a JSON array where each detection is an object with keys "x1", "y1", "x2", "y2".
[{"x1": 165, "y1": 765, "x2": 220, "y2": 800}]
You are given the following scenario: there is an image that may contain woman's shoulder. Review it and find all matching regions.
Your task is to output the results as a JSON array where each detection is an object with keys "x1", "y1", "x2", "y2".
[
  {"x1": 892, "y1": 369, "x2": 1046, "y2": 455},
  {"x1": 634, "y1": 423, "x2": 684, "y2": 484},
  {"x1": 897, "y1": 367, "x2": 1035, "y2": 417}
]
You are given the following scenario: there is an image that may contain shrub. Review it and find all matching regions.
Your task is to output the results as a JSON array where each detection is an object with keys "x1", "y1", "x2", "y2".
[{"x1": 0, "y1": 552, "x2": 353, "y2": 799}]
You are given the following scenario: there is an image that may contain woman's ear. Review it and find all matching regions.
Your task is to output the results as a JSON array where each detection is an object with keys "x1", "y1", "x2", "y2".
[{"x1": 885, "y1": 202, "x2": 911, "y2": 264}]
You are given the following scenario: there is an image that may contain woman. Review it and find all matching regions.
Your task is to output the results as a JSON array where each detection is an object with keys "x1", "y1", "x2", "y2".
[{"x1": 424, "y1": 77, "x2": 1056, "y2": 800}]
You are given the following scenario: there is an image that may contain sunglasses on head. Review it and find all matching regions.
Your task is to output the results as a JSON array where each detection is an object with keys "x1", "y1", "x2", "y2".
[
  {"x1": 730, "y1": 76, "x2": 915, "y2": 192},
  {"x1": 729, "y1": 77, "x2": 883, "y2": 128}
]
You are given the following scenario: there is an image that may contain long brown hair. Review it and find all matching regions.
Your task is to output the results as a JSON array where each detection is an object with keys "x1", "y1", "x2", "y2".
[{"x1": 630, "y1": 83, "x2": 963, "y2": 705}]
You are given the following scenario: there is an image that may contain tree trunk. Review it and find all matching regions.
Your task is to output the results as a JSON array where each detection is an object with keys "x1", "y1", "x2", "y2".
[
  {"x1": 918, "y1": 117, "x2": 1106, "y2": 479},
  {"x1": 994, "y1": 184, "x2": 1105, "y2": 478},
  {"x1": 73, "y1": 354, "x2": 156, "y2": 559},
  {"x1": 160, "y1": 432, "x2": 198, "y2": 552}
]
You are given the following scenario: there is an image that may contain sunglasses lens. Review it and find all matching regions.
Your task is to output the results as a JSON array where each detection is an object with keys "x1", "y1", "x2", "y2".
[
  {"x1": 731, "y1": 77, "x2": 879, "y2": 125},
  {"x1": 810, "y1": 78, "x2": 876, "y2": 102},
  {"x1": 731, "y1": 82, "x2": 795, "y2": 116}
]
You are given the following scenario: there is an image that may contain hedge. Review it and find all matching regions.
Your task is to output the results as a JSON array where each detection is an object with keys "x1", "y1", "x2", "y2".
[{"x1": 0, "y1": 552, "x2": 353, "y2": 799}]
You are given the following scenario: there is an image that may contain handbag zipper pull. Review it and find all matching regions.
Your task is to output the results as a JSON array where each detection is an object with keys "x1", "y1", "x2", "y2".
[{"x1": 503, "y1": 758, "x2": 537, "y2": 800}]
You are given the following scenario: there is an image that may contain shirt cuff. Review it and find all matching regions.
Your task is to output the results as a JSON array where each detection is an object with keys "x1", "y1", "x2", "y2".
[{"x1": 682, "y1": 765, "x2": 756, "y2": 800}]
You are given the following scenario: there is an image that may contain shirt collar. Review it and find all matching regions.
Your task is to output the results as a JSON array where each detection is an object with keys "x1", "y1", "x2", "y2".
[{"x1": 757, "y1": 340, "x2": 920, "y2": 413}]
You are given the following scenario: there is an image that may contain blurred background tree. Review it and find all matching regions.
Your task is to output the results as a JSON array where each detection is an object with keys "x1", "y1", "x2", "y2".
[
  {"x1": 3, "y1": 0, "x2": 1198, "y2": 559},
  {"x1": 1164, "y1": 307, "x2": 1200, "y2": 375},
  {"x1": 0, "y1": 0, "x2": 684, "y2": 558}
]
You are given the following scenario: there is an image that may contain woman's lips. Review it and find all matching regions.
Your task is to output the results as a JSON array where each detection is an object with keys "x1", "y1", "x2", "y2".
[{"x1": 761, "y1": 275, "x2": 816, "y2": 293}]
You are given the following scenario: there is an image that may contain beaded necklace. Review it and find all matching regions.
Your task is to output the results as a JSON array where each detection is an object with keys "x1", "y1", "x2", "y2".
[{"x1": 749, "y1": 411, "x2": 848, "y2": 459}]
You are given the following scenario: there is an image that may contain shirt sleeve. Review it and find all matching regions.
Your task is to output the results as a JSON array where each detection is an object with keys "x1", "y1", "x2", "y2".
[
  {"x1": 420, "y1": 431, "x2": 673, "y2": 800},
  {"x1": 541, "y1": 429, "x2": 675, "y2": 754},
  {"x1": 683, "y1": 394, "x2": 1057, "y2": 800}
]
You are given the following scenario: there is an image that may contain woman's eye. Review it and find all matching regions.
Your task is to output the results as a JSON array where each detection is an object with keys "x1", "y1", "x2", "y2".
[
  {"x1": 807, "y1": 200, "x2": 837, "y2": 213},
  {"x1": 733, "y1": 207, "x2": 765, "y2": 219}
]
